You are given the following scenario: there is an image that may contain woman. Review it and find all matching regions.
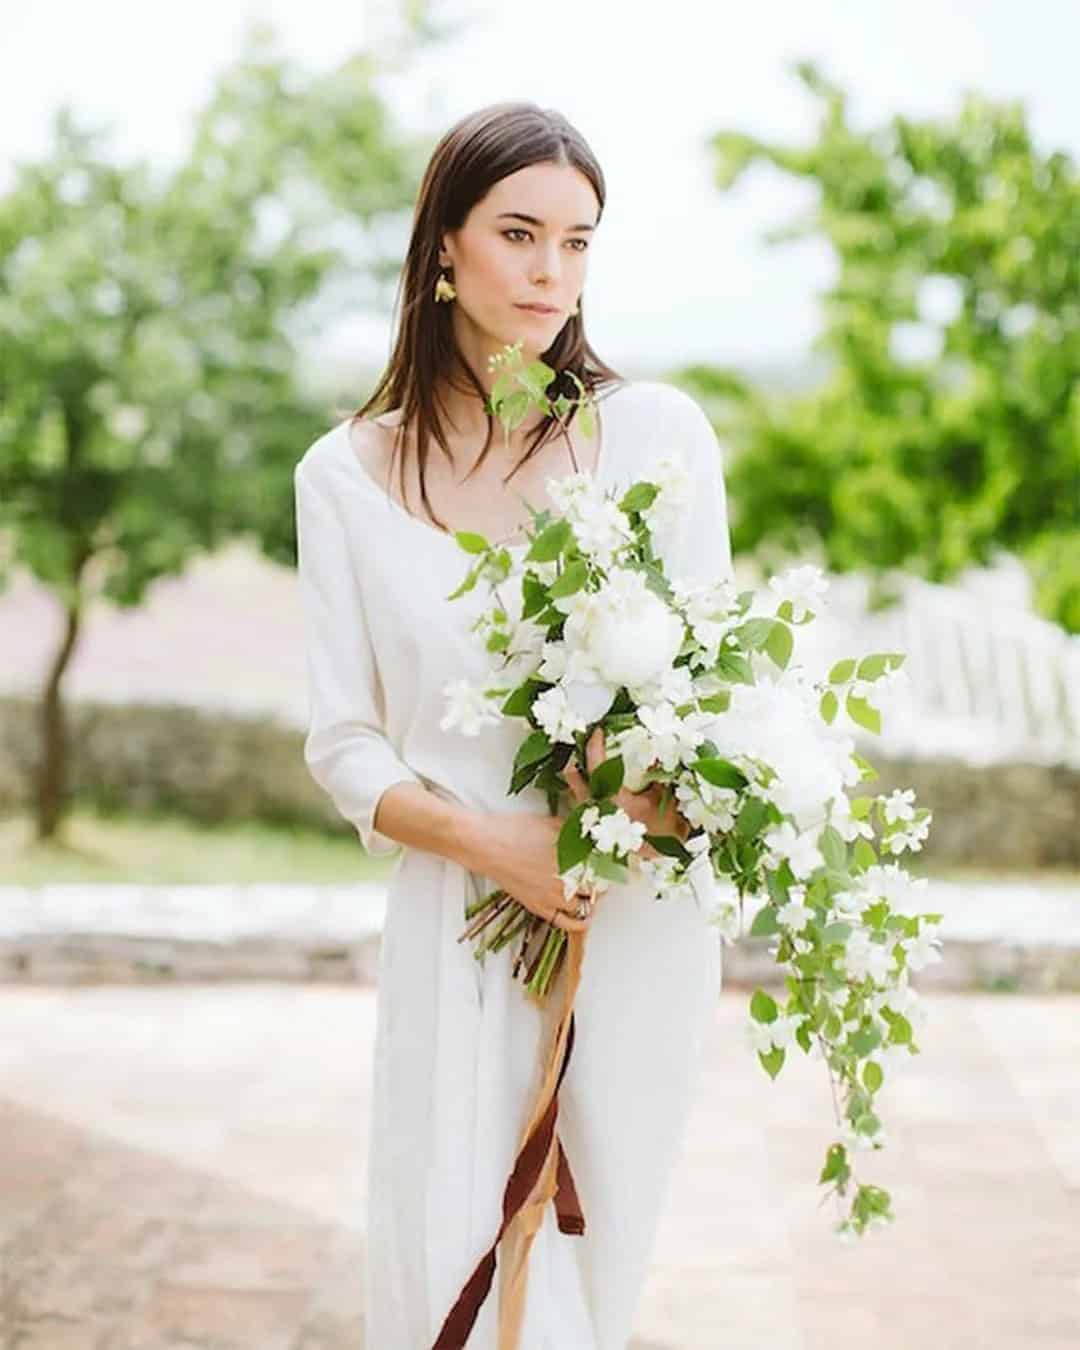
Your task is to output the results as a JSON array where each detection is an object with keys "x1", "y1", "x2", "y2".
[{"x1": 294, "y1": 101, "x2": 735, "y2": 1350}]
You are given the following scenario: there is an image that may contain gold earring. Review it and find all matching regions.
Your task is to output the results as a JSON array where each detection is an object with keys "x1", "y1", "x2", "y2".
[{"x1": 434, "y1": 267, "x2": 457, "y2": 303}]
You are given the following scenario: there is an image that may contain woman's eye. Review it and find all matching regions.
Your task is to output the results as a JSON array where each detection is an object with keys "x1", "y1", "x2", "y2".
[{"x1": 502, "y1": 229, "x2": 589, "y2": 251}]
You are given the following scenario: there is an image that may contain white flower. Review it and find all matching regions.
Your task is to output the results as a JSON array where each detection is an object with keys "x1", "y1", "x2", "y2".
[
  {"x1": 885, "y1": 813, "x2": 931, "y2": 854},
  {"x1": 561, "y1": 676, "x2": 618, "y2": 722},
  {"x1": 586, "y1": 806, "x2": 647, "y2": 857},
  {"x1": 642, "y1": 451, "x2": 693, "y2": 541},
  {"x1": 842, "y1": 930, "x2": 896, "y2": 984},
  {"x1": 440, "y1": 679, "x2": 501, "y2": 736},
  {"x1": 777, "y1": 894, "x2": 813, "y2": 933},
  {"x1": 854, "y1": 862, "x2": 927, "y2": 912},
  {"x1": 696, "y1": 675, "x2": 849, "y2": 832},
  {"x1": 745, "y1": 1011, "x2": 805, "y2": 1053},
  {"x1": 763, "y1": 821, "x2": 824, "y2": 880},
  {"x1": 560, "y1": 859, "x2": 612, "y2": 901},
  {"x1": 675, "y1": 776, "x2": 738, "y2": 833},
  {"x1": 572, "y1": 498, "x2": 635, "y2": 567},
  {"x1": 767, "y1": 563, "x2": 829, "y2": 621},
  {"x1": 546, "y1": 470, "x2": 597, "y2": 516},
  {"x1": 637, "y1": 701, "x2": 706, "y2": 772},
  {"x1": 610, "y1": 723, "x2": 657, "y2": 793},
  {"x1": 635, "y1": 661, "x2": 695, "y2": 709},
  {"x1": 532, "y1": 685, "x2": 588, "y2": 744},
  {"x1": 882, "y1": 788, "x2": 917, "y2": 825},
  {"x1": 537, "y1": 641, "x2": 568, "y2": 682},
  {"x1": 899, "y1": 921, "x2": 944, "y2": 971},
  {"x1": 829, "y1": 793, "x2": 874, "y2": 843},
  {"x1": 583, "y1": 570, "x2": 685, "y2": 688}
]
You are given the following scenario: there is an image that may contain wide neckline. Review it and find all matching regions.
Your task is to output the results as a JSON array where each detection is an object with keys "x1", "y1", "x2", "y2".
[{"x1": 335, "y1": 386, "x2": 623, "y2": 551}]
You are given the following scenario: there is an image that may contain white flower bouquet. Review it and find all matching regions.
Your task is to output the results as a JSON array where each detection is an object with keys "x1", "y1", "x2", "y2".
[{"x1": 441, "y1": 343, "x2": 943, "y2": 1238}]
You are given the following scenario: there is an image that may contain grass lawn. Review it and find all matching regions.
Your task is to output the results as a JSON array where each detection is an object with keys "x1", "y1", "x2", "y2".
[
  {"x1": 0, "y1": 808, "x2": 397, "y2": 886},
  {"x1": 1, "y1": 807, "x2": 1077, "y2": 889}
]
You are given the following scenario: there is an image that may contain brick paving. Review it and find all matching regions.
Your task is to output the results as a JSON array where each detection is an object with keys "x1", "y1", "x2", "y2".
[{"x1": 0, "y1": 985, "x2": 1077, "y2": 1348}]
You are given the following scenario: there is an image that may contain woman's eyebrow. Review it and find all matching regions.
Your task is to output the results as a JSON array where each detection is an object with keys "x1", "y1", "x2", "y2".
[{"x1": 496, "y1": 211, "x2": 597, "y2": 232}]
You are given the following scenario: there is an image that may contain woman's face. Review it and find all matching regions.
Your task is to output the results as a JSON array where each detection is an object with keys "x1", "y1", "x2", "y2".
[{"x1": 438, "y1": 160, "x2": 599, "y2": 363}]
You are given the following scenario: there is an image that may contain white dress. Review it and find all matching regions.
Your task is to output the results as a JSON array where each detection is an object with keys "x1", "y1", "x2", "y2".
[{"x1": 294, "y1": 379, "x2": 735, "y2": 1350}]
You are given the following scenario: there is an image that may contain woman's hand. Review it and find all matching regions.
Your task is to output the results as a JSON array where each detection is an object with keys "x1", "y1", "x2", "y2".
[
  {"x1": 474, "y1": 809, "x2": 597, "y2": 934},
  {"x1": 563, "y1": 726, "x2": 691, "y2": 860}
]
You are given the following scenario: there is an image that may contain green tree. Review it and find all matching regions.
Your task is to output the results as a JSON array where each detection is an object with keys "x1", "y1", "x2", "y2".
[
  {"x1": 0, "y1": 24, "x2": 429, "y2": 838},
  {"x1": 686, "y1": 61, "x2": 1080, "y2": 631}
]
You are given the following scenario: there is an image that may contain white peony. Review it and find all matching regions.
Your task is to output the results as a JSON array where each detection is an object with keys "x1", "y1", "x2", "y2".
[{"x1": 583, "y1": 570, "x2": 685, "y2": 688}]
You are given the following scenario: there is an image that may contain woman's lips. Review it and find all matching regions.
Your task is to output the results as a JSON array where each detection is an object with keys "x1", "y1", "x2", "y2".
[{"x1": 515, "y1": 303, "x2": 559, "y2": 314}]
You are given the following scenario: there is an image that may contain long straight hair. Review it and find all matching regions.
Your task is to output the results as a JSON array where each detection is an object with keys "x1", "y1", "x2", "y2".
[{"x1": 350, "y1": 101, "x2": 625, "y2": 533}]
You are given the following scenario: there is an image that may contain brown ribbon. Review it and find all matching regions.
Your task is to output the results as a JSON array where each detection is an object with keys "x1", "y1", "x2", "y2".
[{"x1": 432, "y1": 928, "x2": 587, "y2": 1349}]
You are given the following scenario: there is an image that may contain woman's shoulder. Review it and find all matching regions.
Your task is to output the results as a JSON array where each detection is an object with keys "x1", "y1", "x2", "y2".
[
  {"x1": 598, "y1": 377, "x2": 708, "y2": 425},
  {"x1": 294, "y1": 415, "x2": 365, "y2": 494},
  {"x1": 599, "y1": 379, "x2": 715, "y2": 464}
]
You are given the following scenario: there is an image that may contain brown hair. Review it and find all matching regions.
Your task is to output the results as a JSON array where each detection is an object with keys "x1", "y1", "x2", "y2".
[{"x1": 349, "y1": 100, "x2": 625, "y2": 532}]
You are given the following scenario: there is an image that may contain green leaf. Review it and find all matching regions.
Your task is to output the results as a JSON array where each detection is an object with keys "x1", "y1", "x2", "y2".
[
  {"x1": 821, "y1": 920, "x2": 852, "y2": 944},
  {"x1": 713, "y1": 649, "x2": 755, "y2": 683},
  {"x1": 819, "y1": 689, "x2": 838, "y2": 723},
  {"x1": 501, "y1": 678, "x2": 546, "y2": 718},
  {"x1": 519, "y1": 574, "x2": 548, "y2": 619},
  {"x1": 485, "y1": 630, "x2": 510, "y2": 653},
  {"x1": 851, "y1": 1023, "x2": 882, "y2": 1056},
  {"x1": 454, "y1": 530, "x2": 490, "y2": 555},
  {"x1": 589, "y1": 850, "x2": 630, "y2": 884},
  {"x1": 749, "y1": 903, "x2": 780, "y2": 937},
  {"x1": 643, "y1": 833, "x2": 692, "y2": 863},
  {"x1": 819, "y1": 824, "x2": 847, "y2": 870},
  {"x1": 829, "y1": 657, "x2": 856, "y2": 683},
  {"x1": 750, "y1": 988, "x2": 778, "y2": 1023},
  {"x1": 758, "y1": 1046, "x2": 785, "y2": 1080},
  {"x1": 548, "y1": 558, "x2": 589, "y2": 598},
  {"x1": 692, "y1": 756, "x2": 748, "y2": 790},
  {"x1": 856, "y1": 651, "x2": 905, "y2": 680},
  {"x1": 846, "y1": 693, "x2": 882, "y2": 734},
  {"x1": 853, "y1": 837, "x2": 878, "y2": 869},
  {"x1": 863, "y1": 1060, "x2": 884, "y2": 1092},
  {"x1": 526, "y1": 519, "x2": 572, "y2": 563},
  {"x1": 446, "y1": 565, "x2": 480, "y2": 600},
  {"x1": 557, "y1": 803, "x2": 592, "y2": 872},
  {"x1": 765, "y1": 619, "x2": 793, "y2": 669},
  {"x1": 620, "y1": 481, "x2": 660, "y2": 513},
  {"x1": 734, "y1": 617, "x2": 774, "y2": 650},
  {"x1": 736, "y1": 795, "x2": 769, "y2": 838},
  {"x1": 588, "y1": 754, "x2": 625, "y2": 799},
  {"x1": 513, "y1": 729, "x2": 552, "y2": 772},
  {"x1": 819, "y1": 1143, "x2": 850, "y2": 1185}
]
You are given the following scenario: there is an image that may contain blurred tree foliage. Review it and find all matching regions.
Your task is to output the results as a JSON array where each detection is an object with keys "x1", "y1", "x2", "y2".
[
  {"x1": 0, "y1": 21, "x2": 433, "y2": 837},
  {"x1": 687, "y1": 61, "x2": 1080, "y2": 632}
]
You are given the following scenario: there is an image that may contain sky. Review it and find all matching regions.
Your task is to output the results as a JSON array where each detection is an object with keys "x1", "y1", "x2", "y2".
[{"x1": 3, "y1": 0, "x2": 1079, "y2": 375}]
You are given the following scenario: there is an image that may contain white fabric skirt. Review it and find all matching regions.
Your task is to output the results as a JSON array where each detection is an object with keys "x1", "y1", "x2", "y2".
[{"x1": 364, "y1": 846, "x2": 723, "y2": 1350}]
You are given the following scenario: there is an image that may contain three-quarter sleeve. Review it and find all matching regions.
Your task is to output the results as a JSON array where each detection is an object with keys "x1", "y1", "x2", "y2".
[
  {"x1": 294, "y1": 459, "x2": 421, "y2": 855},
  {"x1": 664, "y1": 388, "x2": 736, "y2": 587}
]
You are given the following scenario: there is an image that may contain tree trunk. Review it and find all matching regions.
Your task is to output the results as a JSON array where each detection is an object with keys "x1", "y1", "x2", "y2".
[{"x1": 35, "y1": 599, "x2": 83, "y2": 841}]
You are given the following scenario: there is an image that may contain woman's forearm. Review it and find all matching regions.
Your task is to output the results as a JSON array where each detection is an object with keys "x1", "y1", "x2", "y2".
[{"x1": 372, "y1": 780, "x2": 492, "y2": 873}]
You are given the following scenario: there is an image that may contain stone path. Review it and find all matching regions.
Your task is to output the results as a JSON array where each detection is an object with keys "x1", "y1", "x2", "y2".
[
  {"x1": 3, "y1": 877, "x2": 1079, "y2": 989},
  {"x1": 0, "y1": 984, "x2": 1077, "y2": 1348}
]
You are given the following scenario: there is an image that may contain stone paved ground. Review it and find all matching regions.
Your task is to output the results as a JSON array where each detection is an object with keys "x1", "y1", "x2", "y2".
[
  {"x1": 4, "y1": 877, "x2": 1080, "y2": 990},
  {"x1": 0, "y1": 985, "x2": 1077, "y2": 1348}
]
